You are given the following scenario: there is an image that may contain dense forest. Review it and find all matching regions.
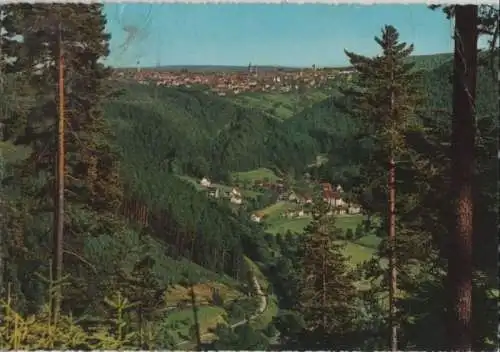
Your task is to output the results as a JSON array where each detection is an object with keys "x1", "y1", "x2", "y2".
[{"x1": 0, "y1": 3, "x2": 498, "y2": 351}]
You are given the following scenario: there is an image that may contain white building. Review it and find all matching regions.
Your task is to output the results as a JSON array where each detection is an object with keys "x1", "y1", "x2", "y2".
[
  {"x1": 200, "y1": 177, "x2": 211, "y2": 187},
  {"x1": 231, "y1": 188, "x2": 241, "y2": 197},
  {"x1": 230, "y1": 196, "x2": 242, "y2": 205},
  {"x1": 348, "y1": 204, "x2": 362, "y2": 214},
  {"x1": 250, "y1": 213, "x2": 263, "y2": 223}
]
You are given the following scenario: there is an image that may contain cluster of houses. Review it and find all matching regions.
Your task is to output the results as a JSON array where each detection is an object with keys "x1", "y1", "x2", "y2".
[
  {"x1": 248, "y1": 182, "x2": 362, "y2": 223},
  {"x1": 113, "y1": 66, "x2": 355, "y2": 96},
  {"x1": 197, "y1": 175, "x2": 362, "y2": 224},
  {"x1": 277, "y1": 190, "x2": 313, "y2": 204},
  {"x1": 321, "y1": 183, "x2": 361, "y2": 215},
  {"x1": 200, "y1": 177, "x2": 243, "y2": 205}
]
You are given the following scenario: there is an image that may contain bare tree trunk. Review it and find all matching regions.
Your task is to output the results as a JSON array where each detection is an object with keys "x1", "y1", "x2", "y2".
[
  {"x1": 190, "y1": 283, "x2": 201, "y2": 350},
  {"x1": 52, "y1": 23, "x2": 65, "y2": 323},
  {"x1": 448, "y1": 5, "x2": 478, "y2": 352},
  {"x1": 388, "y1": 156, "x2": 397, "y2": 351},
  {"x1": 0, "y1": 8, "x2": 5, "y2": 297},
  {"x1": 322, "y1": 246, "x2": 327, "y2": 330},
  {"x1": 388, "y1": 65, "x2": 398, "y2": 351}
]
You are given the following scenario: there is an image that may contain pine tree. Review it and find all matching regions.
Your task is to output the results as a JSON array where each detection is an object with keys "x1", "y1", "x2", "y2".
[
  {"x1": 296, "y1": 198, "x2": 357, "y2": 349},
  {"x1": 341, "y1": 25, "x2": 423, "y2": 350},
  {"x1": 7, "y1": 4, "x2": 122, "y2": 215},
  {"x1": 2, "y1": 3, "x2": 123, "y2": 314}
]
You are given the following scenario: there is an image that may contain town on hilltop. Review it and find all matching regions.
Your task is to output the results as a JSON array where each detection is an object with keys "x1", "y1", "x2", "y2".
[{"x1": 112, "y1": 64, "x2": 355, "y2": 95}]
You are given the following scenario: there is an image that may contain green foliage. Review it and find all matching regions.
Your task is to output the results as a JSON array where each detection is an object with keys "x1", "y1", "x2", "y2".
[
  {"x1": 345, "y1": 228, "x2": 354, "y2": 240},
  {"x1": 210, "y1": 323, "x2": 270, "y2": 350},
  {"x1": 0, "y1": 280, "x2": 150, "y2": 350},
  {"x1": 344, "y1": 25, "x2": 423, "y2": 158},
  {"x1": 295, "y1": 200, "x2": 358, "y2": 347},
  {"x1": 340, "y1": 31, "x2": 499, "y2": 351}
]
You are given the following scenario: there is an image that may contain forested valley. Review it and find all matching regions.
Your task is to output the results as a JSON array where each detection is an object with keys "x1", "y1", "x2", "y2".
[{"x1": 0, "y1": 4, "x2": 498, "y2": 351}]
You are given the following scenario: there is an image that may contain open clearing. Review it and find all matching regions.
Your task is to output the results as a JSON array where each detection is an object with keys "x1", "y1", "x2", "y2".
[
  {"x1": 354, "y1": 234, "x2": 381, "y2": 249},
  {"x1": 338, "y1": 241, "x2": 378, "y2": 265},
  {"x1": 165, "y1": 282, "x2": 242, "y2": 307},
  {"x1": 232, "y1": 168, "x2": 280, "y2": 184},
  {"x1": 265, "y1": 213, "x2": 364, "y2": 235}
]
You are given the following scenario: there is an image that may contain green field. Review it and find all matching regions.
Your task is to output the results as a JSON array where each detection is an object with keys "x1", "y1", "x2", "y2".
[
  {"x1": 232, "y1": 168, "x2": 281, "y2": 184},
  {"x1": 266, "y1": 217, "x2": 311, "y2": 235},
  {"x1": 338, "y1": 241, "x2": 377, "y2": 266},
  {"x1": 265, "y1": 213, "x2": 364, "y2": 235},
  {"x1": 336, "y1": 215, "x2": 365, "y2": 231},
  {"x1": 259, "y1": 201, "x2": 296, "y2": 221},
  {"x1": 354, "y1": 234, "x2": 381, "y2": 249}
]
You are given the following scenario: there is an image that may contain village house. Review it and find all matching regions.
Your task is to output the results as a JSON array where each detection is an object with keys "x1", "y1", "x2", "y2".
[
  {"x1": 347, "y1": 204, "x2": 362, "y2": 214},
  {"x1": 322, "y1": 182, "x2": 346, "y2": 211},
  {"x1": 200, "y1": 177, "x2": 211, "y2": 188},
  {"x1": 230, "y1": 188, "x2": 242, "y2": 205},
  {"x1": 323, "y1": 190, "x2": 344, "y2": 207},
  {"x1": 250, "y1": 212, "x2": 265, "y2": 223}
]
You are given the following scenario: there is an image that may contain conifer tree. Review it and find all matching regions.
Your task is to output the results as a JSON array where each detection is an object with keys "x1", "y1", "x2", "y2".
[
  {"x1": 2, "y1": 3, "x2": 123, "y2": 314},
  {"x1": 341, "y1": 25, "x2": 423, "y2": 350},
  {"x1": 5, "y1": 4, "x2": 122, "y2": 210},
  {"x1": 296, "y1": 198, "x2": 357, "y2": 349}
]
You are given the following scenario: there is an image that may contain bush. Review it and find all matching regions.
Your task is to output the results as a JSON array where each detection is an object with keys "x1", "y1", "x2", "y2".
[
  {"x1": 354, "y1": 224, "x2": 364, "y2": 239},
  {"x1": 227, "y1": 303, "x2": 246, "y2": 323},
  {"x1": 263, "y1": 322, "x2": 278, "y2": 337},
  {"x1": 345, "y1": 228, "x2": 354, "y2": 240},
  {"x1": 0, "y1": 291, "x2": 141, "y2": 350}
]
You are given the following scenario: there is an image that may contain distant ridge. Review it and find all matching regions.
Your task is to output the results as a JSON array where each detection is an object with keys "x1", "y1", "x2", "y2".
[
  {"x1": 113, "y1": 65, "x2": 304, "y2": 73},
  {"x1": 112, "y1": 53, "x2": 454, "y2": 73}
]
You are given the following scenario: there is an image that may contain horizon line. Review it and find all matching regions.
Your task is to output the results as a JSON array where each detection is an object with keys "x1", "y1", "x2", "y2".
[{"x1": 109, "y1": 51, "x2": 453, "y2": 70}]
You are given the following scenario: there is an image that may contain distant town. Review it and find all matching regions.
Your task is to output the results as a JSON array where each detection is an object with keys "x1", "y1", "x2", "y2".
[{"x1": 112, "y1": 64, "x2": 355, "y2": 95}]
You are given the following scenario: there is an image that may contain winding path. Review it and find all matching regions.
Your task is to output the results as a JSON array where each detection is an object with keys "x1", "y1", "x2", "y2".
[{"x1": 175, "y1": 273, "x2": 268, "y2": 347}]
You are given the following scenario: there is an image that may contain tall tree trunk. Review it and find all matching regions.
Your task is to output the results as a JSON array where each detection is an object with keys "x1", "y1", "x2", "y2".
[
  {"x1": 52, "y1": 23, "x2": 65, "y2": 323},
  {"x1": 190, "y1": 283, "x2": 202, "y2": 350},
  {"x1": 322, "y1": 246, "x2": 327, "y2": 330},
  {"x1": 0, "y1": 7, "x2": 5, "y2": 297},
  {"x1": 388, "y1": 66, "x2": 398, "y2": 351},
  {"x1": 0, "y1": 126, "x2": 4, "y2": 297},
  {"x1": 388, "y1": 156, "x2": 397, "y2": 351},
  {"x1": 448, "y1": 5, "x2": 478, "y2": 352}
]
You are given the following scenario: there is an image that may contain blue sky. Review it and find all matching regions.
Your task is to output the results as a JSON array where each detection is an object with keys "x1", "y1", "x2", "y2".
[{"x1": 104, "y1": 4, "x2": 456, "y2": 68}]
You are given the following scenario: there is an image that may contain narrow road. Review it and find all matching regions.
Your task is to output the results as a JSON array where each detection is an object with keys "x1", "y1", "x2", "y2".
[
  {"x1": 176, "y1": 273, "x2": 267, "y2": 347},
  {"x1": 230, "y1": 274, "x2": 267, "y2": 328}
]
